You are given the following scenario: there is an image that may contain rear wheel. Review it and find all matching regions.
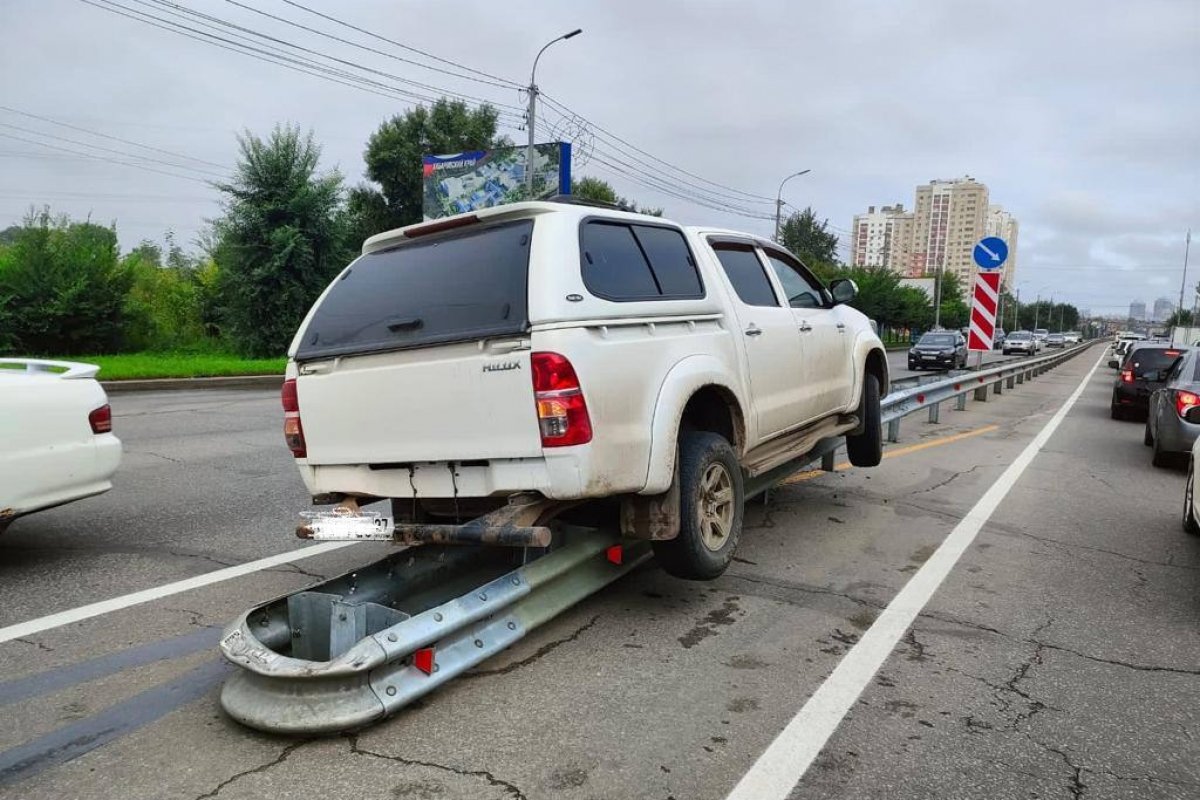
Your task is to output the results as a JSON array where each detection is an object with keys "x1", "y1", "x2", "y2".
[
  {"x1": 652, "y1": 431, "x2": 744, "y2": 580},
  {"x1": 1152, "y1": 432, "x2": 1177, "y2": 468},
  {"x1": 847, "y1": 373, "x2": 883, "y2": 467},
  {"x1": 1111, "y1": 405, "x2": 1125, "y2": 421},
  {"x1": 1185, "y1": 460, "x2": 1200, "y2": 536}
]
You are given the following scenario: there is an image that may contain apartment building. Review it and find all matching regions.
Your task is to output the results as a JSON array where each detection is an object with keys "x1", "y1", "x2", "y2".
[
  {"x1": 850, "y1": 204, "x2": 913, "y2": 271},
  {"x1": 1152, "y1": 297, "x2": 1175, "y2": 323},
  {"x1": 1129, "y1": 301, "x2": 1147, "y2": 322},
  {"x1": 986, "y1": 205, "x2": 1020, "y2": 286}
]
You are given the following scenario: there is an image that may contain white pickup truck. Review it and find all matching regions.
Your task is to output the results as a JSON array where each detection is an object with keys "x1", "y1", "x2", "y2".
[
  {"x1": 283, "y1": 201, "x2": 888, "y2": 578},
  {"x1": 0, "y1": 359, "x2": 122, "y2": 533}
]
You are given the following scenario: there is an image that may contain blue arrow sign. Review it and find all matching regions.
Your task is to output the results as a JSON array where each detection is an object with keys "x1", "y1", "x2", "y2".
[{"x1": 973, "y1": 237, "x2": 1008, "y2": 270}]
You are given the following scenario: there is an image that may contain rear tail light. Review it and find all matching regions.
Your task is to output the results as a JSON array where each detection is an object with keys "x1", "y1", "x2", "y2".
[
  {"x1": 1120, "y1": 369, "x2": 1134, "y2": 384},
  {"x1": 88, "y1": 404, "x2": 112, "y2": 434},
  {"x1": 281, "y1": 379, "x2": 307, "y2": 458},
  {"x1": 531, "y1": 352, "x2": 592, "y2": 447},
  {"x1": 1176, "y1": 390, "x2": 1200, "y2": 418}
]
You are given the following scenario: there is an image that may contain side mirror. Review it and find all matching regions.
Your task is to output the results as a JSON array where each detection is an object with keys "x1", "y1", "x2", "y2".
[
  {"x1": 830, "y1": 278, "x2": 858, "y2": 305},
  {"x1": 1185, "y1": 406, "x2": 1200, "y2": 424},
  {"x1": 1108, "y1": 359, "x2": 1119, "y2": 369}
]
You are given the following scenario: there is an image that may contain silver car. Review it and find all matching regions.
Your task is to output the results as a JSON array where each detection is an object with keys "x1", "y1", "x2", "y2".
[{"x1": 1146, "y1": 349, "x2": 1200, "y2": 467}]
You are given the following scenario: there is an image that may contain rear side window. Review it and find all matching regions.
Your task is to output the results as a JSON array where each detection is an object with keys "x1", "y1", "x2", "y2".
[
  {"x1": 295, "y1": 219, "x2": 533, "y2": 361},
  {"x1": 581, "y1": 221, "x2": 703, "y2": 301},
  {"x1": 713, "y1": 246, "x2": 778, "y2": 307}
]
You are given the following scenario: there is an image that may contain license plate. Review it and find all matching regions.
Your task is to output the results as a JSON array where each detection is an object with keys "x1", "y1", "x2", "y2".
[
  {"x1": 922, "y1": 354, "x2": 937, "y2": 360},
  {"x1": 299, "y1": 510, "x2": 394, "y2": 540}
]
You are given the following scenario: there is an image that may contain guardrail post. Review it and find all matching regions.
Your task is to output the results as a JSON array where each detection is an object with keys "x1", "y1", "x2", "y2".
[
  {"x1": 993, "y1": 379, "x2": 1003, "y2": 395},
  {"x1": 887, "y1": 418, "x2": 901, "y2": 442},
  {"x1": 1016, "y1": 372, "x2": 1024, "y2": 385},
  {"x1": 956, "y1": 392, "x2": 967, "y2": 411},
  {"x1": 821, "y1": 451, "x2": 836, "y2": 472},
  {"x1": 1006, "y1": 375, "x2": 1015, "y2": 390},
  {"x1": 928, "y1": 401, "x2": 940, "y2": 423},
  {"x1": 974, "y1": 386, "x2": 988, "y2": 401}
]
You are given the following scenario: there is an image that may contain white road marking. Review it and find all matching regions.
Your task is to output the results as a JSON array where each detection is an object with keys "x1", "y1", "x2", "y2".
[
  {"x1": 725, "y1": 348, "x2": 1106, "y2": 800},
  {"x1": 0, "y1": 542, "x2": 357, "y2": 644}
]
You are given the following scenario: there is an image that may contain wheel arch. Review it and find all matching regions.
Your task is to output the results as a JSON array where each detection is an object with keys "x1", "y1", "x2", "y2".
[{"x1": 641, "y1": 356, "x2": 747, "y2": 496}]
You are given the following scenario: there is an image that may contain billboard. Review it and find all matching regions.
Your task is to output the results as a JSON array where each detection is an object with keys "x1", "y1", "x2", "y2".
[{"x1": 422, "y1": 142, "x2": 572, "y2": 220}]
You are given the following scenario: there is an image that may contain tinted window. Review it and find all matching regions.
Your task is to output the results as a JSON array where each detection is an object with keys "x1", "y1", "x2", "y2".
[
  {"x1": 1128, "y1": 347, "x2": 1187, "y2": 376},
  {"x1": 919, "y1": 334, "x2": 956, "y2": 346},
  {"x1": 580, "y1": 221, "x2": 703, "y2": 301},
  {"x1": 296, "y1": 220, "x2": 532, "y2": 361},
  {"x1": 763, "y1": 252, "x2": 824, "y2": 309},
  {"x1": 713, "y1": 246, "x2": 778, "y2": 307},
  {"x1": 632, "y1": 225, "x2": 703, "y2": 297}
]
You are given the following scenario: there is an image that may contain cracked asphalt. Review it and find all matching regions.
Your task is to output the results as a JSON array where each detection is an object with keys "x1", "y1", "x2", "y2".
[{"x1": 1, "y1": 344, "x2": 1197, "y2": 799}]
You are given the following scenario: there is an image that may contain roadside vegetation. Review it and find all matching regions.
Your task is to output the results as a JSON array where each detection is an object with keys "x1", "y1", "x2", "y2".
[{"x1": 0, "y1": 97, "x2": 1079, "y2": 378}]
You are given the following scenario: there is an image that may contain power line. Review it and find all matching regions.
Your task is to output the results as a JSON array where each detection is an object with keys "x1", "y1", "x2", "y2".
[
  {"x1": 222, "y1": 0, "x2": 520, "y2": 92},
  {"x1": 0, "y1": 130, "x2": 212, "y2": 184},
  {"x1": 541, "y1": 94, "x2": 774, "y2": 204},
  {"x1": 0, "y1": 105, "x2": 227, "y2": 170},
  {"x1": 0, "y1": 121, "x2": 227, "y2": 179},
  {"x1": 137, "y1": 0, "x2": 524, "y2": 113},
  {"x1": 278, "y1": 0, "x2": 523, "y2": 90},
  {"x1": 78, "y1": 0, "x2": 526, "y2": 132}
]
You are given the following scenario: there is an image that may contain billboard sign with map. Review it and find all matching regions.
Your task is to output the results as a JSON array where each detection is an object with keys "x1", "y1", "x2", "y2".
[{"x1": 422, "y1": 142, "x2": 572, "y2": 220}]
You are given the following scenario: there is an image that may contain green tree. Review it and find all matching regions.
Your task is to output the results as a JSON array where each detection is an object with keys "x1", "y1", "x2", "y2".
[
  {"x1": 1165, "y1": 309, "x2": 1193, "y2": 327},
  {"x1": 778, "y1": 207, "x2": 839, "y2": 282},
  {"x1": 931, "y1": 271, "x2": 969, "y2": 329},
  {"x1": 347, "y1": 99, "x2": 508, "y2": 243},
  {"x1": 571, "y1": 176, "x2": 663, "y2": 216},
  {"x1": 0, "y1": 208, "x2": 132, "y2": 354},
  {"x1": 213, "y1": 125, "x2": 348, "y2": 358}
]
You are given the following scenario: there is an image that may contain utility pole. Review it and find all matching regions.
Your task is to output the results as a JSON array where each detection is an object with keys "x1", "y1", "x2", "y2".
[
  {"x1": 774, "y1": 169, "x2": 811, "y2": 241},
  {"x1": 1034, "y1": 294, "x2": 1040, "y2": 330},
  {"x1": 1014, "y1": 288, "x2": 1020, "y2": 330},
  {"x1": 526, "y1": 29, "x2": 582, "y2": 197},
  {"x1": 932, "y1": 263, "x2": 943, "y2": 329}
]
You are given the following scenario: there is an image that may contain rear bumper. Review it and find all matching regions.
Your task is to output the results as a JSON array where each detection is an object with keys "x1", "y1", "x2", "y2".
[
  {"x1": 296, "y1": 448, "x2": 643, "y2": 502},
  {"x1": 1112, "y1": 385, "x2": 1149, "y2": 411},
  {"x1": 1156, "y1": 414, "x2": 1200, "y2": 454}
]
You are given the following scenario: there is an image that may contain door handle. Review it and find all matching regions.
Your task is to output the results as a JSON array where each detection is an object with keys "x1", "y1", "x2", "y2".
[
  {"x1": 836, "y1": 322, "x2": 846, "y2": 332},
  {"x1": 799, "y1": 322, "x2": 813, "y2": 333},
  {"x1": 744, "y1": 325, "x2": 763, "y2": 337}
]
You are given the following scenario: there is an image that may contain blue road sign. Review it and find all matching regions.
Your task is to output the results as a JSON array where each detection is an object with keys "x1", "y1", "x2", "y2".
[{"x1": 973, "y1": 237, "x2": 1008, "y2": 270}]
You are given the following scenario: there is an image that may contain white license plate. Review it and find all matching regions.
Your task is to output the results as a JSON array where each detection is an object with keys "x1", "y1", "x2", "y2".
[{"x1": 299, "y1": 510, "x2": 394, "y2": 540}]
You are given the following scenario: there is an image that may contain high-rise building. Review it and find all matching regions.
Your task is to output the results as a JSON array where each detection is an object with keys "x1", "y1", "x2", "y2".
[
  {"x1": 850, "y1": 204, "x2": 913, "y2": 272},
  {"x1": 1152, "y1": 297, "x2": 1175, "y2": 323},
  {"x1": 986, "y1": 205, "x2": 1019, "y2": 287},
  {"x1": 911, "y1": 177, "x2": 989, "y2": 285},
  {"x1": 852, "y1": 178, "x2": 1018, "y2": 286},
  {"x1": 1130, "y1": 301, "x2": 1147, "y2": 322}
]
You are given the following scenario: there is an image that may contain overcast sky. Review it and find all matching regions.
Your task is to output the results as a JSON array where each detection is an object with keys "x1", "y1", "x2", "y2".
[{"x1": 2, "y1": 0, "x2": 1197, "y2": 317}]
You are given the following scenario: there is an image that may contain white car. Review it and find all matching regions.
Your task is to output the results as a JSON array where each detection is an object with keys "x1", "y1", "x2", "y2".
[
  {"x1": 1185, "y1": 436, "x2": 1200, "y2": 537},
  {"x1": 0, "y1": 359, "x2": 122, "y2": 532},
  {"x1": 282, "y1": 200, "x2": 888, "y2": 579}
]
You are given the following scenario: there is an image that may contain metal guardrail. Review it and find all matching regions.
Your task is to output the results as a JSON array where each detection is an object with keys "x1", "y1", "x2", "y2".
[{"x1": 218, "y1": 341, "x2": 1095, "y2": 733}]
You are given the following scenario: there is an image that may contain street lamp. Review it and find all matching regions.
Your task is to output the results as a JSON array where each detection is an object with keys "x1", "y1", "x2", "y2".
[
  {"x1": 526, "y1": 28, "x2": 583, "y2": 196},
  {"x1": 773, "y1": 169, "x2": 811, "y2": 241}
]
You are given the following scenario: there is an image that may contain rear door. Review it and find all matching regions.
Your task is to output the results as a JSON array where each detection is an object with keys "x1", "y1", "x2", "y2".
[
  {"x1": 761, "y1": 248, "x2": 853, "y2": 418},
  {"x1": 293, "y1": 218, "x2": 545, "y2": 465},
  {"x1": 709, "y1": 242, "x2": 806, "y2": 440}
]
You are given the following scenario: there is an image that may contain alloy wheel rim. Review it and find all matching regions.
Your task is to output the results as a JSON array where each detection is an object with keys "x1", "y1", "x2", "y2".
[{"x1": 698, "y1": 463, "x2": 734, "y2": 551}]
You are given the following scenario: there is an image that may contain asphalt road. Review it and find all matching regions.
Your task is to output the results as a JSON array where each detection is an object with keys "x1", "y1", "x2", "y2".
[
  {"x1": 2, "y1": 342, "x2": 1197, "y2": 799},
  {"x1": 886, "y1": 345, "x2": 1017, "y2": 383}
]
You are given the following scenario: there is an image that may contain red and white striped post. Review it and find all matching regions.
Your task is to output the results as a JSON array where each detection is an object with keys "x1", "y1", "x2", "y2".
[{"x1": 968, "y1": 271, "x2": 1002, "y2": 352}]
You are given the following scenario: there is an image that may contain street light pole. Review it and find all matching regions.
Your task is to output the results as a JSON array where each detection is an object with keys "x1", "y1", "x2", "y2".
[
  {"x1": 526, "y1": 29, "x2": 582, "y2": 197},
  {"x1": 774, "y1": 169, "x2": 811, "y2": 241}
]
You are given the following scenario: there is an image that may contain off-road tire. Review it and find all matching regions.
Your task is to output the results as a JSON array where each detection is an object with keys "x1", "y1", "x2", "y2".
[
  {"x1": 847, "y1": 373, "x2": 883, "y2": 467},
  {"x1": 652, "y1": 431, "x2": 744, "y2": 581}
]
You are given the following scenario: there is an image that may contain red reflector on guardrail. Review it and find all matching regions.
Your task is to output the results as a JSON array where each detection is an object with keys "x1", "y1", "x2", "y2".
[{"x1": 413, "y1": 647, "x2": 435, "y2": 675}]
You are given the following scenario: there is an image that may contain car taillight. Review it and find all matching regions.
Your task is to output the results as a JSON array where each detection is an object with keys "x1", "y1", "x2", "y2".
[
  {"x1": 1121, "y1": 369, "x2": 1134, "y2": 383},
  {"x1": 531, "y1": 352, "x2": 592, "y2": 447},
  {"x1": 281, "y1": 379, "x2": 306, "y2": 458},
  {"x1": 88, "y1": 404, "x2": 112, "y2": 434},
  {"x1": 1176, "y1": 390, "x2": 1200, "y2": 418}
]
